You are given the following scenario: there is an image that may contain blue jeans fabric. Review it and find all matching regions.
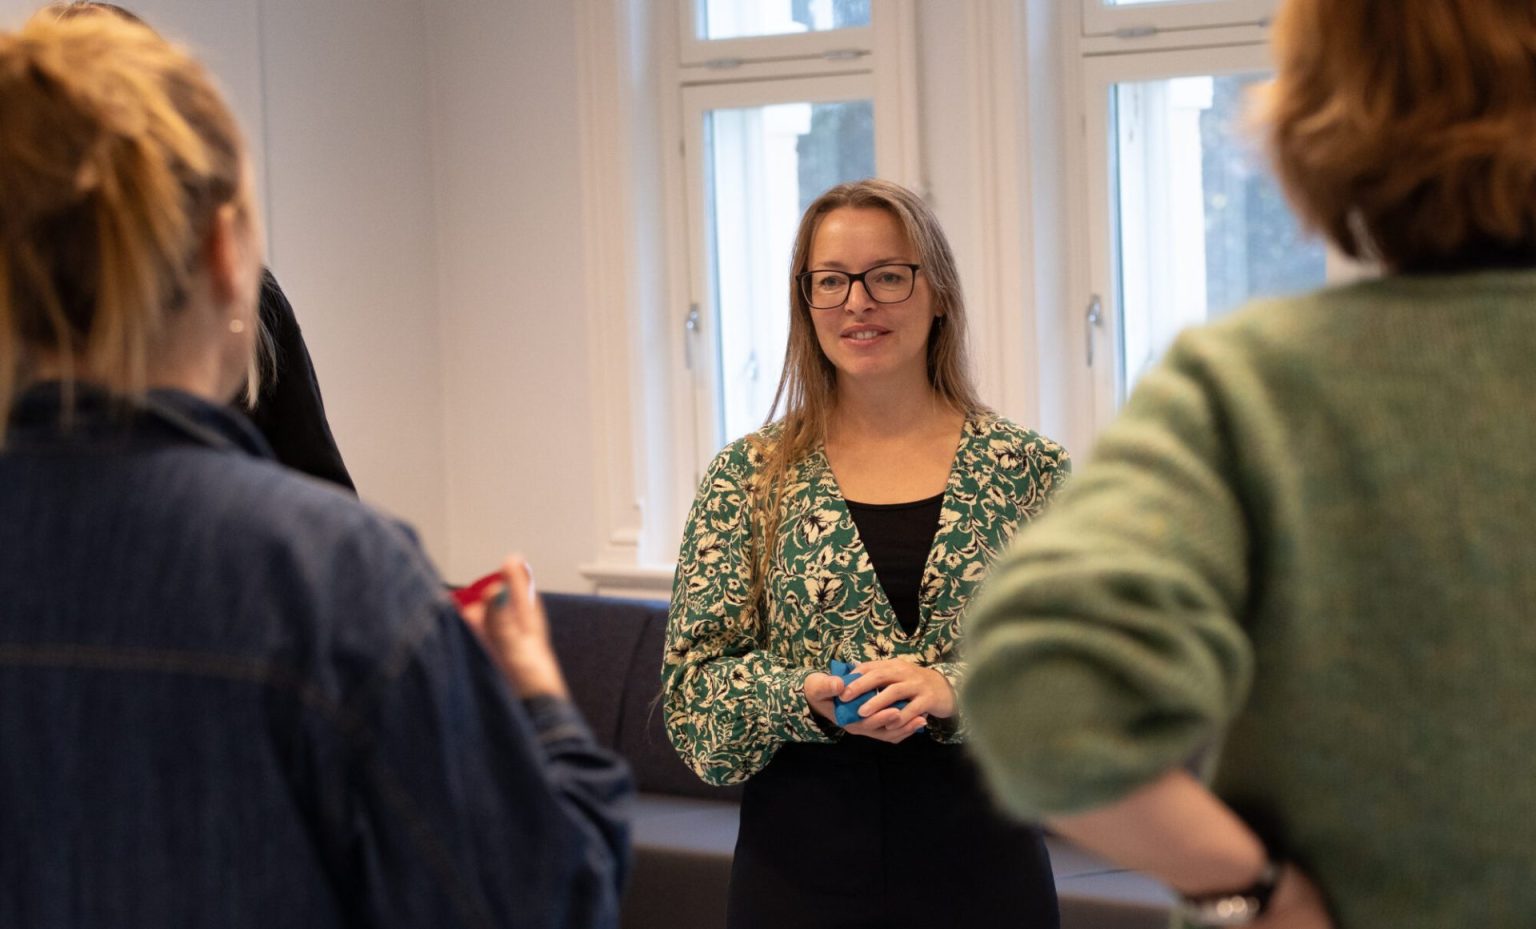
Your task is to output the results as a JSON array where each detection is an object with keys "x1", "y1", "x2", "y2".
[{"x1": 0, "y1": 384, "x2": 631, "y2": 929}]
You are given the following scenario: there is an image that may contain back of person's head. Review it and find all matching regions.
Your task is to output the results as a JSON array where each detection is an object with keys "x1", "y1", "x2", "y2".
[
  {"x1": 49, "y1": 2, "x2": 148, "y2": 26},
  {"x1": 0, "y1": 10, "x2": 245, "y2": 434},
  {"x1": 1262, "y1": 0, "x2": 1536, "y2": 272}
]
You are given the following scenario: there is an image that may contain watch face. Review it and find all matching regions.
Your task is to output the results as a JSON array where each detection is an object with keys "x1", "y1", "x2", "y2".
[
  {"x1": 1179, "y1": 861, "x2": 1280, "y2": 927},
  {"x1": 1182, "y1": 894, "x2": 1263, "y2": 926}
]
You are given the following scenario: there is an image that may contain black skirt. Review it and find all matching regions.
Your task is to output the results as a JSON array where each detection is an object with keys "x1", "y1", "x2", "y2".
[{"x1": 726, "y1": 735, "x2": 1060, "y2": 929}]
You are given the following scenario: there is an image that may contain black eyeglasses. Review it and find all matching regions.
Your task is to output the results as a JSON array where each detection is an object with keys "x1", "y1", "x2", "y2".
[{"x1": 796, "y1": 263, "x2": 921, "y2": 309}]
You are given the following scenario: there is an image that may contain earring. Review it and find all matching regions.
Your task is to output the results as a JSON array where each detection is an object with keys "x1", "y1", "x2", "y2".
[{"x1": 229, "y1": 319, "x2": 246, "y2": 334}]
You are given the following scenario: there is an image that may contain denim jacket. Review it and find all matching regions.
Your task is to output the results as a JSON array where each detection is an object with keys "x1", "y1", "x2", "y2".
[{"x1": 0, "y1": 384, "x2": 631, "y2": 929}]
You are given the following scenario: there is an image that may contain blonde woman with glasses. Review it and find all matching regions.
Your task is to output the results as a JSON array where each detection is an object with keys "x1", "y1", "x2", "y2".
[{"x1": 664, "y1": 179, "x2": 1069, "y2": 928}]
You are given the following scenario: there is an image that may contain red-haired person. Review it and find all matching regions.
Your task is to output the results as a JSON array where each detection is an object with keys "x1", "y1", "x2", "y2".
[{"x1": 962, "y1": 1, "x2": 1536, "y2": 927}]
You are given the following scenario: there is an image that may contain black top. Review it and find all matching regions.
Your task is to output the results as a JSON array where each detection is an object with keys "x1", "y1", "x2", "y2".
[
  {"x1": 242, "y1": 269, "x2": 355, "y2": 492},
  {"x1": 844, "y1": 492, "x2": 944, "y2": 636}
]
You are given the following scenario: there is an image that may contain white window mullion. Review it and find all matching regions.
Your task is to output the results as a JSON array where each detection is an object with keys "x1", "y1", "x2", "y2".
[{"x1": 671, "y1": 0, "x2": 917, "y2": 471}]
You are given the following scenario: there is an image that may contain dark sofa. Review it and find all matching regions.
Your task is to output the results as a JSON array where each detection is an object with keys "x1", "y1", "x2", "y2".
[{"x1": 542, "y1": 592, "x2": 1172, "y2": 929}]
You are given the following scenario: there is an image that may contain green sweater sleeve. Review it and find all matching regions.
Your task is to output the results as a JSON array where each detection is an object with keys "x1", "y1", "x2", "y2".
[
  {"x1": 662, "y1": 444, "x2": 837, "y2": 787},
  {"x1": 961, "y1": 335, "x2": 1256, "y2": 820}
]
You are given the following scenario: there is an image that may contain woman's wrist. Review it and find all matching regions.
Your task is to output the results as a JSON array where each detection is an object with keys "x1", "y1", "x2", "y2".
[
  {"x1": 499, "y1": 655, "x2": 569, "y2": 699},
  {"x1": 922, "y1": 665, "x2": 957, "y2": 718}
]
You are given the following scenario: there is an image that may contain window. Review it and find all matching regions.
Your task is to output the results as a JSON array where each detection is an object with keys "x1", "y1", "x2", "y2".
[
  {"x1": 1071, "y1": 4, "x2": 1351, "y2": 432},
  {"x1": 572, "y1": 0, "x2": 918, "y2": 591},
  {"x1": 1111, "y1": 70, "x2": 1325, "y2": 394},
  {"x1": 669, "y1": 0, "x2": 918, "y2": 468},
  {"x1": 684, "y1": 86, "x2": 875, "y2": 444}
]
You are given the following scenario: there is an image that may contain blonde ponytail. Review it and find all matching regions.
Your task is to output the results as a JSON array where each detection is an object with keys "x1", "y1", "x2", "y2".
[{"x1": 0, "y1": 12, "x2": 244, "y2": 443}]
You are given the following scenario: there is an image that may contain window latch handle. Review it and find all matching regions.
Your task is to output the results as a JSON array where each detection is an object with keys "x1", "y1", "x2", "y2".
[
  {"x1": 1085, "y1": 294, "x2": 1103, "y2": 367},
  {"x1": 684, "y1": 303, "x2": 701, "y2": 370}
]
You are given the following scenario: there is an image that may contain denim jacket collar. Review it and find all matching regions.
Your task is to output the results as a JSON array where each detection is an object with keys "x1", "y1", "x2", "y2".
[{"x1": 8, "y1": 381, "x2": 275, "y2": 460}]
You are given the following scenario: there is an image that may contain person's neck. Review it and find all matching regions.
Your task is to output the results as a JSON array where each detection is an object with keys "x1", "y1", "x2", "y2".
[
  {"x1": 30, "y1": 349, "x2": 228, "y2": 404},
  {"x1": 829, "y1": 373, "x2": 958, "y2": 443}
]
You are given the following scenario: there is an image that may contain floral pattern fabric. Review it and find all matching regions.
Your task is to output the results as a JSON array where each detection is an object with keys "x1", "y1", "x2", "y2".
[{"x1": 663, "y1": 414, "x2": 1070, "y2": 786}]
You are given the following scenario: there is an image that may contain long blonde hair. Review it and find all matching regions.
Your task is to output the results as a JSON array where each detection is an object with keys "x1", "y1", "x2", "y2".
[
  {"x1": 0, "y1": 11, "x2": 246, "y2": 442},
  {"x1": 746, "y1": 179, "x2": 986, "y2": 611}
]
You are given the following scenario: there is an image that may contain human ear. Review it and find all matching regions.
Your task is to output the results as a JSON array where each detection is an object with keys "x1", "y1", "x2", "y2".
[{"x1": 202, "y1": 203, "x2": 245, "y2": 304}]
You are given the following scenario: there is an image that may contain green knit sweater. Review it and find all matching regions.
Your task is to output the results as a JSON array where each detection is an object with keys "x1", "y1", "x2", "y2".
[{"x1": 962, "y1": 272, "x2": 1536, "y2": 928}]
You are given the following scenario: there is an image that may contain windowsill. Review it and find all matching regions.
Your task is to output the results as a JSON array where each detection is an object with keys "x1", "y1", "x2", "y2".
[{"x1": 577, "y1": 561, "x2": 676, "y2": 601}]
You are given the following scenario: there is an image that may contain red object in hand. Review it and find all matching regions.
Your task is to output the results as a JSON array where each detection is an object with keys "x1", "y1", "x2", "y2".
[{"x1": 451, "y1": 570, "x2": 505, "y2": 609}]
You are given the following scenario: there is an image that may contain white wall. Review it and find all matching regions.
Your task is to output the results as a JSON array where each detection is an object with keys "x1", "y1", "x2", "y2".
[
  {"x1": 259, "y1": 0, "x2": 448, "y2": 559},
  {"x1": 422, "y1": 0, "x2": 599, "y2": 590},
  {"x1": 2, "y1": 0, "x2": 1057, "y2": 595},
  {"x1": 0, "y1": 0, "x2": 451, "y2": 564}
]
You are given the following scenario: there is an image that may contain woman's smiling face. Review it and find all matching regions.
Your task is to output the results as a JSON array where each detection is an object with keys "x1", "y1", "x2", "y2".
[{"x1": 805, "y1": 206, "x2": 937, "y2": 388}]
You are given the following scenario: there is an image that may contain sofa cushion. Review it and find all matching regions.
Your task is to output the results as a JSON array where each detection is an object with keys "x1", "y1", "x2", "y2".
[
  {"x1": 625, "y1": 794, "x2": 738, "y2": 929},
  {"x1": 1047, "y1": 836, "x2": 1173, "y2": 929},
  {"x1": 542, "y1": 592, "x2": 657, "y2": 749},
  {"x1": 616, "y1": 609, "x2": 745, "y2": 802},
  {"x1": 632, "y1": 794, "x2": 740, "y2": 857}
]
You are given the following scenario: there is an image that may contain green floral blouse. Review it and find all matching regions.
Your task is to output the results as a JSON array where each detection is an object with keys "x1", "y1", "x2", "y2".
[{"x1": 663, "y1": 413, "x2": 1070, "y2": 786}]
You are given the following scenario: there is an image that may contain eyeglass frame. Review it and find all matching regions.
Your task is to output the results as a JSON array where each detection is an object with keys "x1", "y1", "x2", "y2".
[{"x1": 795, "y1": 263, "x2": 922, "y2": 309}]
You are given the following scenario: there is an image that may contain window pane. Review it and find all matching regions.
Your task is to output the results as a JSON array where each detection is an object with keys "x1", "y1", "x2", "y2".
[
  {"x1": 698, "y1": 0, "x2": 870, "y2": 41},
  {"x1": 706, "y1": 99, "x2": 874, "y2": 444},
  {"x1": 1112, "y1": 73, "x2": 1325, "y2": 395}
]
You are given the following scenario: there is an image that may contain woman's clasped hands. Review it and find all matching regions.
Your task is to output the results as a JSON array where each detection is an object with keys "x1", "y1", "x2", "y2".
[{"x1": 803, "y1": 658, "x2": 955, "y2": 743}]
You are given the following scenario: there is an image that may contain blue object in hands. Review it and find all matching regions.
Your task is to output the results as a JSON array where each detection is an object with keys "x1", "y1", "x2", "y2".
[{"x1": 830, "y1": 659, "x2": 909, "y2": 728}]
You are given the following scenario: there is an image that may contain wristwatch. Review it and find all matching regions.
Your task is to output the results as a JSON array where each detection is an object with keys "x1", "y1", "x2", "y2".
[{"x1": 1176, "y1": 860, "x2": 1282, "y2": 926}]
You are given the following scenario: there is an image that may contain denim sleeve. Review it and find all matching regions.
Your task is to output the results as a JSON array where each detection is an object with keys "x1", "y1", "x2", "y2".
[{"x1": 335, "y1": 607, "x2": 633, "y2": 929}]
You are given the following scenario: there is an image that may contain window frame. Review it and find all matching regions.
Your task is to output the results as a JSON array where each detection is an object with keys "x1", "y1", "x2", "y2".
[
  {"x1": 1080, "y1": 0, "x2": 1275, "y2": 38},
  {"x1": 579, "y1": 0, "x2": 1331, "y2": 595},
  {"x1": 677, "y1": 1, "x2": 877, "y2": 67},
  {"x1": 1068, "y1": 9, "x2": 1360, "y2": 440},
  {"x1": 678, "y1": 74, "x2": 883, "y2": 461},
  {"x1": 1081, "y1": 42, "x2": 1277, "y2": 430},
  {"x1": 666, "y1": 0, "x2": 920, "y2": 478}
]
